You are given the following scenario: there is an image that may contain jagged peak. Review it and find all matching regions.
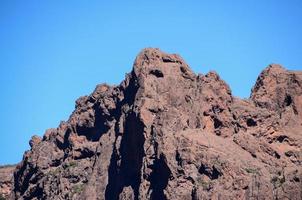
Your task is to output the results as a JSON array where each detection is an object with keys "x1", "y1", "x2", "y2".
[
  {"x1": 29, "y1": 135, "x2": 42, "y2": 148},
  {"x1": 133, "y1": 48, "x2": 192, "y2": 77},
  {"x1": 134, "y1": 48, "x2": 186, "y2": 66},
  {"x1": 91, "y1": 84, "x2": 112, "y2": 99},
  {"x1": 205, "y1": 70, "x2": 221, "y2": 80},
  {"x1": 251, "y1": 64, "x2": 287, "y2": 95},
  {"x1": 251, "y1": 63, "x2": 302, "y2": 113},
  {"x1": 261, "y1": 63, "x2": 287, "y2": 75}
]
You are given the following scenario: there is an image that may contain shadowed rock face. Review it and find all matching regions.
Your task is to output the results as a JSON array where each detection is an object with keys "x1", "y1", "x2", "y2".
[{"x1": 2, "y1": 48, "x2": 302, "y2": 199}]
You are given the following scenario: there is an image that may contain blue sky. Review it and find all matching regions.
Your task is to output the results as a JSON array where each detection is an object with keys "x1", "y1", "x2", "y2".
[{"x1": 0, "y1": 1, "x2": 301, "y2": 164}]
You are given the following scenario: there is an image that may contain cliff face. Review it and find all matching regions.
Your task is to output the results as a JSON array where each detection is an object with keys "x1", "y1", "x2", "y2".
[{"x1": 4, "y1": 48, "x2": 302, "y2": 199}]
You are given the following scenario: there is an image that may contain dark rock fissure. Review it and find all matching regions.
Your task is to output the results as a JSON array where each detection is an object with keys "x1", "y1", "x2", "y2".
[
  {"x1": 276, "y1": 135, "x2": 289, "y2": 143},
  {"x1": 105, "y1": 146, "x2": 120, "y2": 200},
  {"x1": 284, "y1": 95, "x2": 292, "y2": 107},
  {"x1": 105, "y1": 72, "x2": 145, "y2": 200},
  {"x1": 105, "y1": 112, "x2": 145, "y2": 200},
  {"x1": 76, "y1": 103, "x2": 111, "y2": 142},
  {"x1": 274, "y1": 152, "x2": 281, "y2": 159},
  {"x1": 149, "y1": 154, "x2": 171, "y2": 200},
  {"x1": 24, "y1": 185, "x2": 44, "y2": 200},
  {"x1": 162, "y1": 57, "x2": 176, "y2": 63},
  {"x1": 120, "y1": 112, "x2": 145, "y2": 198},
  {"x1": 213, "y1": 118, "x2": 223, "y2": 129},
  {"x1": 57, "y1": 128, "x2": 71, "y2": 150},
  {"x1": 14, "y1": 161, "x2": 37, "y2": 196},
  {"x1": 246, "y1": 118, "x2": 257, "y2": 127},
  {"x1": 175, "y1": 150, "x2": 182, "y2": 167},
  {"x1": 74, "y1": 148, "x2": 95, "y2": 160},
  {"x1": 198, "y1": 164, "x2": 222, "y2": 180},
  {"x1": 191, "y1": 187, "x2": 198, "y2": 200},
  {"x1": 149, "y1": 69, "x2": 164, "y2": 78}
]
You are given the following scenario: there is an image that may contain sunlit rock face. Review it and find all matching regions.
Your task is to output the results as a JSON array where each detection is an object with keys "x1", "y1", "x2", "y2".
[{"x1": 4, "y1": 48, "x2": 301, "y2": 200}]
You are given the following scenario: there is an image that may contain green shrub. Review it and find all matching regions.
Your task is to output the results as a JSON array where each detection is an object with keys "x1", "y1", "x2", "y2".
[
  {"x1": 64, "y1": 161, "x2": 77, "y2": 169},
  {"x1": 245, "y1": 167, "x2": 259, "y2": 174},
  {"x1": 72, "y1": 184, "x2": 84, "y2": 194},
  {"x1": 196, "y1": 177, "x2": 210, "y2": 190},
  {"x1": 271, "y1": 175, "x2": 285, "y2": 188},
  {"x1": 48, "y1": 167, "x2": 61, "y2": 176}
]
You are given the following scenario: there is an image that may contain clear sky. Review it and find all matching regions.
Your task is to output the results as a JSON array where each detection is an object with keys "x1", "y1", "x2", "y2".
[{"x1": 0, "y1": 1, "x2": 302, "y2": 165}]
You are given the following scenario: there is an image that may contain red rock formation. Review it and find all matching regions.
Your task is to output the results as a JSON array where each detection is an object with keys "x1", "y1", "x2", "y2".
[{"x1": 3, "y1": 49, "x2": 302, "y2": 199}]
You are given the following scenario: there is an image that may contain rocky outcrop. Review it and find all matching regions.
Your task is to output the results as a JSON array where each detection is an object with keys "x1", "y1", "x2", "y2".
[
  {"x1": 0, "y1": 165, "x2": 15, "y2": 199},
  {"x1": 4, "y1": 48, "x2": 302, "y2": 199}
]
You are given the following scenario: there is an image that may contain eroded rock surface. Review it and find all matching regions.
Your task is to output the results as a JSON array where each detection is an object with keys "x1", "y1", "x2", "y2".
[{"x1": 4, "y1": 48, "x2": 302, "y2": 199}]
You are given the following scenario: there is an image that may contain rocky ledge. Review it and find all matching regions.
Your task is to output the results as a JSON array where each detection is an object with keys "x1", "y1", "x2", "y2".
[{"x1": 2, "y1": 48, "x2": 302, "y2": 199}]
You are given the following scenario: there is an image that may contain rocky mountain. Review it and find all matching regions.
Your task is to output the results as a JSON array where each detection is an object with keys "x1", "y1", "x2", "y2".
[{"x1": 1, "y1": 48, "x2": 301, "y2": 199}]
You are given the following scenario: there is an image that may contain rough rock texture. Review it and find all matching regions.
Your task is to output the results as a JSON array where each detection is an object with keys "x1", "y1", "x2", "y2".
[
  {"x1": 4, "y1": 48, "x2": 302, "y2": 199},
  {"x1": 0, "y1": 165, "x2": 15, "y2": 199}
]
